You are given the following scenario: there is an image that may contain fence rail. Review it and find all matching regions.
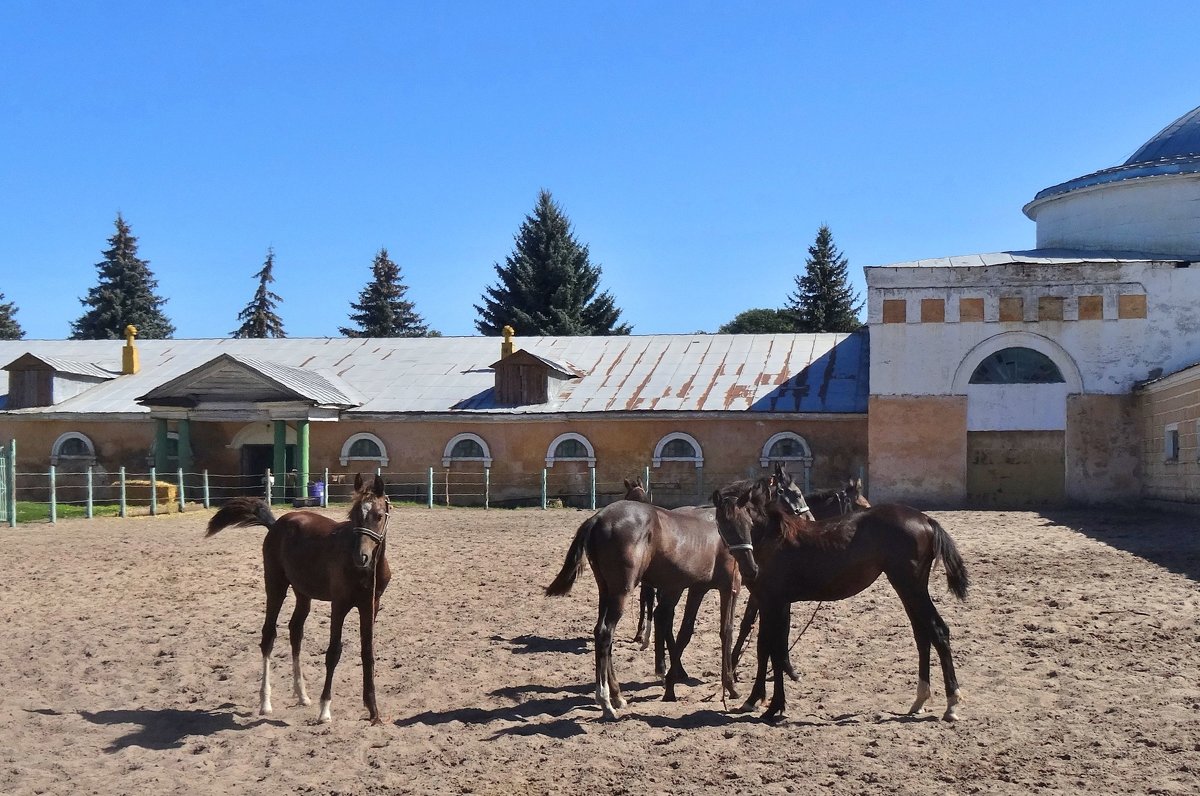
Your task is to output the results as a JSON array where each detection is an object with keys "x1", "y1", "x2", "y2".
[{"x1": 0, "y1": 459, "x2": 809, "y2": 526}]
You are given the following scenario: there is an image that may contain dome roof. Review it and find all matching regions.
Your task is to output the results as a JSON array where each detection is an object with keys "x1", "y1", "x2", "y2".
[{"x1": 1028, "y1": 105, "x2": 1200, "y2": 206}]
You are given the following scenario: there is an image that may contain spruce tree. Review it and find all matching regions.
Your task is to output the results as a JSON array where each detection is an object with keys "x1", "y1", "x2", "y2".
[
  {"x1": 339, "y1": 248, "x2": 433, "y2": 338},
  {"x1": 232, "y1": 248, "x2": 286, "y2": 338},
  {"x1": 785, "y1": 225, "x2": 863, "y2": 333},
  {"x1": 0, "y1": 292, "x2": 24, "y2": 339},
  {"x1": 475, "y1": 190, "x2": 631, "y2": 336},
  {"x1": 71, "y1": 214, "x2": 175, "y2": 339}
]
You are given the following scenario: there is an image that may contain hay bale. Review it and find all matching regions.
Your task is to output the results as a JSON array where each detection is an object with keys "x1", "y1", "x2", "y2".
[{"x1": 116, "y1": 479, "x2": 179, "y2": 511}]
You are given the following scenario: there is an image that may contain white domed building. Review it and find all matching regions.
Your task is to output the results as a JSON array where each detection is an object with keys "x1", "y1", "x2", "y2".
[{"x1": 865, "y1": 105, "x2": 1200, "y2": 507}]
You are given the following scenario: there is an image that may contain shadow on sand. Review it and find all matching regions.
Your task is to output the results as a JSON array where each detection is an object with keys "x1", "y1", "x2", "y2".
[
  {"x1": 1040, "y1": 508, "x2": 1200, "y2": 582},
  {"x1": 38, "y1": 704, "x2": 285, "y2": 752}
]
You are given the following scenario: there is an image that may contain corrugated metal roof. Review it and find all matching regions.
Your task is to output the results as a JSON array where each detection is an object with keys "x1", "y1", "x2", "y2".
[
  {"x1": 867, "y1": 248, "x2": 1192, "y2": 270},
  {"x1": 0, "y1": 332, "x2": 869, "y2": 416},
  {"x1": 1, "y1": 354, "x2": 119, "y2": 380}
]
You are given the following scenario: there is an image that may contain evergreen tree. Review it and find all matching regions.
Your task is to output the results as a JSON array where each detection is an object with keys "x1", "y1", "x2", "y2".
[
  {"x1": 0, "y1": 292, "x2": 24, "y2": 339},
  {"x1": 339, "y1": 248, "x2": 433, "y2": 338},
  {"x1": 717, "y1": 308, "x2": 796, "y2": 334},
  {"x1": 232, "y1": 247, "x2": 286, "y2": 338},
  {"x1": 785, "y1": 225, "x2": 863, "y2": 333},
  {"x1": 475, "y1": 190, "x2": 631, "y2": 336},
  {"x1": 71, "y1": 214, "x2": 175, "y2": 339}
]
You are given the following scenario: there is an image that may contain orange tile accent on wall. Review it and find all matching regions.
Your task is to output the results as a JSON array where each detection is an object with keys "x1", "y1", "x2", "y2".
[
  {"x1": 999, "y1": 297, "x2": 1024, "y2": 322},
  {"x1": 882, "y1": 299, "x2": 907, "y2": 324},
  {"x1": 1038, "y1": 296, "x2": 1064, "y2": 321},
  {"x1": 958, "y1": 298, "x2": 984, "y2": 322},
  {"x1": 1118, "y1": 294, "x2": 1147, "y2": 319},
  {"x1": 920, "y1": 298, "x2": 945, "y2": 323},
  {"x1": 1077, "y1": 295, "x2": 1103, "y2": 320}
]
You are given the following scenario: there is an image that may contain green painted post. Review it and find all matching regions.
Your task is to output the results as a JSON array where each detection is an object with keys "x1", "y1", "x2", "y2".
[
  {"x1": 541, "y1": 468, "x2": 547, "y2": 510},
  {"x1": 427, "y1": 467, "x2": 434, "y2": 509},
  {"x1": 49, "y1": 465, "x2": 57, "y2": 524},
  {"x1": 589, "y1": 466, "x2": 596, "y2": 511},
  {"x1": 272, "y1": 421, "x2": 286, "y2": 504},
  {"x1": 178, "y1": 418, "x2": 192, "y2": 474},
  {"x1": 154, "y1": 418, "x2": 170, "y2": 474},
  {"x1": 203, "y1": 470, "x2": 210, "y2": 509},
  {"x1": 86, "y1": 466, "x2": 94, "y2": 519},
  {"x1": 150, "y1": 467, "x2": 157, "y2": 516},
  {"x1": 297, "y1": 419, "x2": 310, "y2": 500},
  {"x1": 119, "y1": 466, "x2": 127, "y2": 518},
  {"x1": 484, "y1": 467, "x2": 490, "y2": 510},
  {"x1": 177, "y1": 467, "x2": 186, "y2": 512}
]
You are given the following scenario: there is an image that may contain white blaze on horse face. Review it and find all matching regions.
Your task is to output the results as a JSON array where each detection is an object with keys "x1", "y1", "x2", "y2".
[
  {"x1": 292, "y1": 652, "x2": 310, "y2": 706},
  {"x1": 259, "y1": 655, "x2": 273, "y2": 715}
]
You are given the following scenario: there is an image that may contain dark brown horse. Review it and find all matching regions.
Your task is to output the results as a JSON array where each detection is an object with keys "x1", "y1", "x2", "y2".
[
  {"x1": 712, "y1": 474, "x2": 968, "y2": 723},
  {"x1": 731, "y1": 469, "x2": 871, "y2": 678},
  {"x1": 206, "y1": 473, "x2": 393, "y2": 725},
  {"x1": 546, "y1": 495, "x2": 741, "y2": 719},
  {"x1": 621, "y1": 477, "x2": 656, "y2": 648}
]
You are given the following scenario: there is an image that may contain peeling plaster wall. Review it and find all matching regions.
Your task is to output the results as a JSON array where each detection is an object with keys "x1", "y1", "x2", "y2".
[
  {"x1": 1065, "y1": 394, "x2": 1140, "y2": 503},
  {"x1": 868, "y1": 395, "x2": 966, "y2": 506}
]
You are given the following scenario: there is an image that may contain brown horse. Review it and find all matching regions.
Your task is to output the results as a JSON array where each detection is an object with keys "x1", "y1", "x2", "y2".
[
  {"x1": 731, "y1": 469, "x2": 871, "y2": 678},
  {"x1": 621, "y1": 477, "x2": 656, "y2": 648},
  {"x1": 206, "y1": 473, "x2": 393, "y2": 725},
  {"x1": 712, "y1": 475, "x2": 968, "y2": 723},
  {"x1": 546, "y1": 495, "x2": 741, "y2": 719}
]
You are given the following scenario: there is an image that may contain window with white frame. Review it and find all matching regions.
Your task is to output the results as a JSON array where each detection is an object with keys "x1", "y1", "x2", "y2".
[
  {"x1": 653, "y1": 432, "x2": 704, "y2": 468},
  {"x1": 340, "y1": 433, "x2": 389, "y2": 467},
  {"x1": 1165, "y1": 423, "x2": 1180, "y2": 463},
  {"x1": 759, "y1": 431, "x2": 812, "y2": 467},
  {"x1": 51, "y1": 432, "x2": 96, "y2": 466},
  {"x1": 442, "y1": 433, "x2": 493, "y2": 467},
  {"x1": 545, "y1": 432, "x2": 596, "y2": 467}
]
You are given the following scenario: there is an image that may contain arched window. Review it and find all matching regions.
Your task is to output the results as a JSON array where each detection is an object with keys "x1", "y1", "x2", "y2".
[
  {"x1": 759, "y1": 432, "x2": 812, "y2": 467},
  {"x1": 51, "y1": 432, "x2": 96, "y2": 466},
  {"x1": 545, "y1": 433, "x2": 596, "y2": 467},
  {"x1": 442, "y1": 433, "x2": 493, "y2": 467},
  {"x1": 340, "y1": 433, "x2": 389, "y2": 467},
  {"x1": 969, "y1": 347, "x2": 1065, "y2": 384},
  {"x1": 653, "y1": 432, "x2": 704, "y2": 468}
]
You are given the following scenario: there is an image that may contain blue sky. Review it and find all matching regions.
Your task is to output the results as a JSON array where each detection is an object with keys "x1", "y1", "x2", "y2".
[{"x1": 2, "y1": 1, "x2": 1197, "y2": 340}]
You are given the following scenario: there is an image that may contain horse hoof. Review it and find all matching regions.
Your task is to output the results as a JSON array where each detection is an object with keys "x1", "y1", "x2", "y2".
[
  {"x1": 259, "y1": 705, "x2": 273, "y2": 716},
  {"x1": 763, "y1": 710, "x2": 787, "y2": 724},
  {"x1": 735, "y1": 699, "x2": 760, "y2": 714},
  {"x1": 369, "y1": 716, "x2": 385, "y2": 726},
  {"x1": 942, "y1": 708, "x2": 958, "y2": 723},
  {"x1": 785, "y1": 670, "x2": 800, "y2": 683},
  {"x1": 612, "y1": 696, "x2": 627, "y2": 709},
  {"x1": 297, "y1": 697, "x2": 311, "y2": 707}
]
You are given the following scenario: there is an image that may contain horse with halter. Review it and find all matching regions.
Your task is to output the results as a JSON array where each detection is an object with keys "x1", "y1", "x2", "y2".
[
  {"x1": 546, "y1": 485, "x2": 741, "y2": 719},
  {"x1": 730, "y1": 468, "x2": 871, "y2": 678},
  {"x1": 712, "y1": 472, "x2": 969, "y2": 723},
  {"x1": 206, "y1": 473, "x2": 393, "y2": 725}
]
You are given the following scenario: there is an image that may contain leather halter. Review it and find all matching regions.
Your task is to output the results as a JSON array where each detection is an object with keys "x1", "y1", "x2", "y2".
[{"x1": 353, "y1": 504, "x2": 390, "y2": 544}]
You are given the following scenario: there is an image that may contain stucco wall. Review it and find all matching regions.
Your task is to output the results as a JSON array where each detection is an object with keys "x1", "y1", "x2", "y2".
[
  {"x1": 868, "y1": 395, "x2": 967, "y2": 506},
  {"x1": 1064, "y1": 394, "x2": 1141, "y2": 503}
]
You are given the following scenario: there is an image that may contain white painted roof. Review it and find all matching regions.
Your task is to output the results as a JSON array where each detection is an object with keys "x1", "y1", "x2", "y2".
[{"x1": 866, "y1": 248, "x2": 1192, "y2": 270}]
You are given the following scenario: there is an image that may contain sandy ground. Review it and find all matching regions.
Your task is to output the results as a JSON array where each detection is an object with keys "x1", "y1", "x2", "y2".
[{"x1": 1, "y1": 504, "x2": 1198, "y2": 795}]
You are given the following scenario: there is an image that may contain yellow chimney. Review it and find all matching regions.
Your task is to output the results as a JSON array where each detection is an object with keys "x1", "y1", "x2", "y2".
[
  {"x1": 501, "y1": 325, "x2": 515, "y2": 358},
  {"x1": 122, "y1": 324, "x2": 140, "y2": 374}
]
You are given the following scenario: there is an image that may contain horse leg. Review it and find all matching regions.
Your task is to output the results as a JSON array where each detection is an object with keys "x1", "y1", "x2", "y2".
[
  {"x1": 358, "y1": 599, "x2": 383, "y2": 725},
  {"x1": 928, "y1": 600, "x2": 963, "y2": 722},
  {"x1": 258, "y1": 571, "x2": 288, "y2": 716},
  {"x1": 317, "y1": 600, "x2": 353, "y2": 724},
  {"x1": 718, "y1": 585, "x2": 740, "y2": 701},
  {"x1": 633, "y1": 583, "x2": 654, "y2": 649},
  {"x1": 672, "y1": 587, "x2": 706, "y2": 680},
  {"x1": 896, "y1": 585, "x2": 962, "y2": 722},
  {"x1": 594, "y1": 592, "x2": 628, "y2": 719},
  {"x1": 731, "y1": 594, "x2": 757, "y2": 675},
  {"x1": 287, "y1": 594, "x2": 312, "y2": 707},
  {"x1": 654, "y1": 590, "x2": 684, "y2": 700},
  {"x1": 761, "y1": 602, "x2": 791, "y2": 722}
]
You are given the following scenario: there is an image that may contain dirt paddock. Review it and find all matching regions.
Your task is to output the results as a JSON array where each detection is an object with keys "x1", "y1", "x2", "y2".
[{"x1": 2, "y1": 505, "x2": 1198, "y2": 795}]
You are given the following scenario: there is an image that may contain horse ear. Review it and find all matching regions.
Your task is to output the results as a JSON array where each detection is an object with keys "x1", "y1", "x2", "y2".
[
  {"x1": 373, "y1": 474, "x2": 386, "y2": 498},
  {"x1": 636, "y1": 477, "x2": 644, "y2": 488},
  {"x1": 711, "y1": 489, "x2": 721, "y2": 505},
  {"x1": 624, "y1": 478, "x2": 633, "y2": 490},
  {"x1": 354, "y1": 472, "x2": 365, "y2": 492}
]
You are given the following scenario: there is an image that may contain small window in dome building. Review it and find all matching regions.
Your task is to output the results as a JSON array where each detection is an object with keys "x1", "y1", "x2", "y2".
[
  {"x1": 349, "y1": 438, "x2": 382, "y2": 458},
  {"x1": 969, "y1": 347, "x2": 1065, "y2": 384},
  {"x1": 60, "y1": 437, "x2": 91, "y2": 457},
  {"x1": 662, "y1": 439, "x2": 696, "y2": 458},
  {"x1": 555, "y1": 438, "x2": 588, "y2": 459},
  {"x1": 769, "y1": 437, "x2": 804, "y2": 458},
  {"x1": 451, "y1": 438, "x2": 484, "y2": 459}
]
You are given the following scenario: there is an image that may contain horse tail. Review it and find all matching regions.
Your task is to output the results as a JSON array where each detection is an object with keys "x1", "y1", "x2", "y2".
[
  {"x1": 929, "y1": 517, "x2": 970, "y2": 601},
  {"x1": 205, "y1": 497, "x2": 278, "y2": 538},
  {"x1": 545, "y1": 513, "x2": 599, "y2": 597}
]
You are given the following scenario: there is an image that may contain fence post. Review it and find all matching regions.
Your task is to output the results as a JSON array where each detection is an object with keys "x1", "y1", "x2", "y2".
[
  {"x1": 203, "y1": 470, "x2": 210, "y2": 509},
  {"x1": 484, "y1": 466, "x2": 490, "y2": 510},
  {"x1": 644, "y1": 465, "x2": 651, "y2": 498},
  {"x1": 265, "y1": 469, "x2": 272, "y2": 504},
  {"x1": 590, "y1": 466, "x2": 596, "y2": 511},
  {"x1": 323, "y1": 467, "x2": 330, "y2": 507},
  {"x1": 427, "y1": 467, "x2": 434, "y2": 509},
  {"x1": 49, "y1": 465, "x2": 57, "y2": 524},
  {"x1": 177, "y1": 467, "x2": 186, "y2": 512},
  {"x1": 119, "y1": 466, "x2": 127, "y2": 518},
  {"x1": 541, "y1": 468, "x2": 547, "y2": 510},
  {"x1": 150, "y1": 467, "x2": 157, "y2": 516},
  {"x1": 87, "y1": 466, "x2": 94, "y2": 519},
  {"x1": 5, "y1": 439, "x2": 15, "y2": 527}
]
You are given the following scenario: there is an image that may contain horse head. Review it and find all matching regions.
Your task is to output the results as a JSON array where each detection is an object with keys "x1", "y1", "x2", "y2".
[
  {"x1": 712, "y1": 482, "x2": 766, "y2": 584},
  {"x1": 771, "y1": 463, "x2": 815, "y2": 520},
  {"x1": 622, "y1": 476, "x2": 649, "y2": 503},
  {"x1": 350, "y1": 472, "x2": 390, "y2": 571},
  {"x1": 846, "y1": 475, "x2": 872, "y2": 510}
]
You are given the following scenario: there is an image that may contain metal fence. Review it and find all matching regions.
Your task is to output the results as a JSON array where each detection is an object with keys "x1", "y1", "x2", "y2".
[{"x1": 0, "y1": 455, "x2": 778, "y2": 526}]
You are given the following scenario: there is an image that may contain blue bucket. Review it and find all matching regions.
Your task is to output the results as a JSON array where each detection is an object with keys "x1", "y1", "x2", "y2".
[{"x1": 308, "y1": 481, "x2": 325, "y2": 501}]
